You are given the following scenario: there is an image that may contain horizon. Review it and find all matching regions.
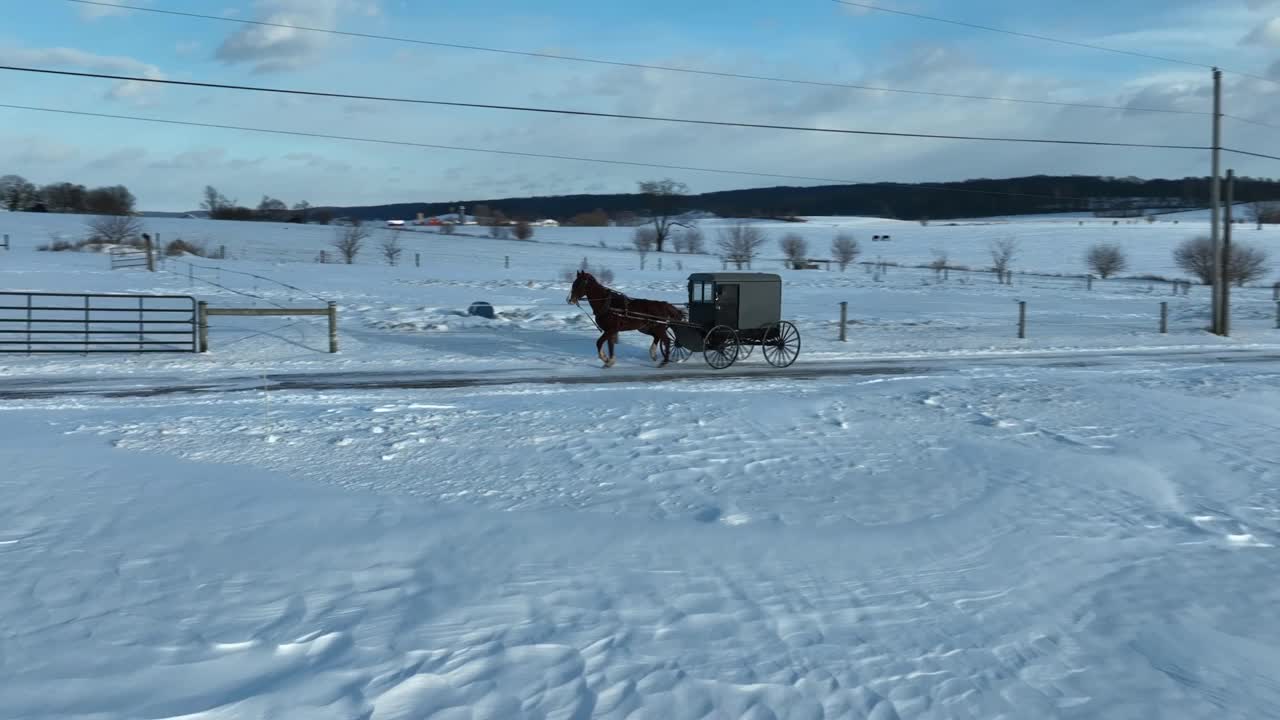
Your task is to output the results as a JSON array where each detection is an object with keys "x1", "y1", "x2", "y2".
[{"x1": 3, "y1": 1, "x2": 1280, "y2": 211}]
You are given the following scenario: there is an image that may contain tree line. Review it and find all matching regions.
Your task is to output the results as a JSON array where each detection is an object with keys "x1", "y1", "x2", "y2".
[
  {"x1": 200, "y1": 186, "x2": 330, "y2": 224},
  {"x1": 0, "y1": 174, "x2": 136, "y2": 215},
  {"x1": 315, "y1": 175, "x2": 1280, "y2": 225}
]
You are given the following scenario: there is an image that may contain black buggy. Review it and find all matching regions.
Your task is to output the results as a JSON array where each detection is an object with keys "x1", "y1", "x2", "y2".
[{"x1": 666, "y1": 273, "x2": 801, "y2": 370}]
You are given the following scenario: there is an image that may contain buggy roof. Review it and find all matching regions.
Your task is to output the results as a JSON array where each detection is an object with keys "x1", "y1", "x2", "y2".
[{"x1": 687, "y1": 273, "x2": 781, "y2": 284}]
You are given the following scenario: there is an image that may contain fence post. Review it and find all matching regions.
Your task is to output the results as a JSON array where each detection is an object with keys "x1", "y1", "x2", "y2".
[
  {"x1": 144, "y1": 235, "x2": 155, "y2": 272},
  {"x1": 197, "y1": 301, "x2": 209, "y2": 352},
  {"x1": 1274, "y1": 282, "x2": 1279, "y2": 302},
  {"x1": 415, "y1": 252, "x2": 420, "y2": 268},
  {"x1": 658, "y1": 257, "x2": 662, "y2": 271},
  {"x1": 1017, "y1": 301, "x2": 1027, "y2": 339},
  {"x1": 1087, "y1": 274, "x2": 1094, "y2": 291},
  {"x1": 1160, "y1": 301, "x2": 1169, "y2": 334},
  {"x1": 219, "y1": 245, "x2": 226, "y2": 260},
  {"x1": 327, "y1": 302, "x2": 338, "y2": 353},
  {"x1": 505, "y1": 255, "x2": 510, "y2": 269},
  {"x1": 839, "y1": 301, "x2": 848, "y2": 342},
  {"x1": 2, "y1": 234, "x2": 8, "y2": 250}
]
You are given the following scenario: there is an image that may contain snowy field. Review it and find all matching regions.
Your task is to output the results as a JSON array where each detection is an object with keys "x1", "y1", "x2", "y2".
[{"x1": 2, "y1": 210, "x2": 1280, "y2": 718}]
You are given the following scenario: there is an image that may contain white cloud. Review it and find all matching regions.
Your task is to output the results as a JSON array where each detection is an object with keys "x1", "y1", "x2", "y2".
[
  {"x1": 0, "y1": 46, "x2": 166, "y2": 103},
  {"x1": 215, "y1": 0, "x2": 380, "y2": 73},
  {"x1": 1243, "y1": 16, "x2": 1280, "y2": 45}
]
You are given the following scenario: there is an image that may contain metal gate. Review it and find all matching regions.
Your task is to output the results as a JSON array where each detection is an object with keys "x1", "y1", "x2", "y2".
[
  {"x1": 0, "y1": 292, "x2": 198, "y2": 353},
  {"x1": 110, "y1": 247, "x2": 149, "y2": 270}
]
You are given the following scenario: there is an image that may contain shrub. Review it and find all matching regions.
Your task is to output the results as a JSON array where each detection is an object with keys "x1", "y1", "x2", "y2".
[{"x1": 164, "y1": 239, "x2": 207, "y2": 257}]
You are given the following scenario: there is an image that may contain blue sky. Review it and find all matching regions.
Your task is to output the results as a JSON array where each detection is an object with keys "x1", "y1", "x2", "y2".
[{"x1": 3, "y1": 0, "x2": 1280, "y2": 210}]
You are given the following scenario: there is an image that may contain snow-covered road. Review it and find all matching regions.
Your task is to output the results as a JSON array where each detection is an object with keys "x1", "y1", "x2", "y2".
[{"x1": 4, "y1": 355, "x2": 1280, "y2": 719}]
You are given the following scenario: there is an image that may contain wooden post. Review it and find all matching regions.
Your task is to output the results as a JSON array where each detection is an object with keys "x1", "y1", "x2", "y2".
[
  {"x1": 1087, "y1": 275, "x2": 1093, "y2": 291},
  {"x1": 1017, "y1": 301, "x2": 1027, "y2": 339},
  {"x1": 197, "y1": 301, "x2": 209, "y2": 352},
  {"x1": 144, "y1": 234, "x2": 155, "y2": 272},
  {"x1": 658, "y1": 257, "x2": 663, "y2": 271},
  {"x1": 1222, "y1": 168, "x2": 1234, "y2": 337},
  {"x1": 2, "y1": 233, "x2": 9, "y2": 250},
  {"x1": 415, "y1": 253, "x2": 420, "y2": 268},
  {"x1": 1160, "y1": 301, "x2": 1168, "y2": 334},
  {"x1": 505, "y1": 255, "x2": 510, "y2": 269},
  {"x1": 219, "y1": 244, "x2": 226, "y2": 260},
  {"x1": 327, "y1": 302, "x2": 338, "y2": 353},
  {"x1": 839, "y1": 301, "x2": 848, "y2": 342}
]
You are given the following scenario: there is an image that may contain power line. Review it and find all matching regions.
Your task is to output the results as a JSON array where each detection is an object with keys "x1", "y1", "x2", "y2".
[
  {"x1": 0, "y1": 66, "x2": 1212, "y2": 151},
  {"x1": 60, "y1": 0, "x2": 1210, "y2": 119},
  {"x1": 1223, "y1": 147, "x2": 1280, "y2": 162},
  {"x1": 0, "y1": 102, "x2": 1100, "y2": 203},
  {"x1": 1224, "y1": 114, "x2": 1280, "y2": 131},
  {"x1": 831, "y1": 0, "x2": 1273, "y2": 84}
]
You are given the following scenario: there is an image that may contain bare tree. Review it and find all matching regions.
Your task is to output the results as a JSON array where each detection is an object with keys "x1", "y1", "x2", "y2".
[
  {"x1": 85, "y1": 215, "x2": 143, "y2": 245},
  {"x1": 0, "y1": 174, "x2": 37, "y2": 211},
  {"x1": 683, "y1": 226, "x2": 706, "y2": 254},
  {"x1": 1174, "y1": 236, "x2": 1270, "y2": 286},
  {"x1": 380, "y1": 232, "x2": 403, "y2": 266},
  {"x1": 717, "y1": 223, "x2": 767, "y2": 270},
  {"x1": 831, "y1": 233, "x2": 859, "y2": 271},
  {"x1": 1246, "y1": 201, "x2": 1280, "y2": 230},
  {"x1": 332, "y1": 221, "x2": 369, "y2": 264},
  {"x1": 670, "y1": 232, "x2": 689, "y2": 254},
  {"x1": 780, "y1": 233, "x2": 809, "y2": 269},
  {"x1": 1230, "y1": 244, "x2": 1270, "y2": 286},
  {"x1": 638, "y1": 178, "x2": 689, "y2": 252},
  {"x1": 989, "y1": 237, "x2": 1019, "y2": 274},
  {"x1": 633, "y1": 227, "x2": 656, "y2": 269},
  {"x1": 40, "y1": 182, "x2": 87, "y2": 213},
  {"x1": 85, "y1": 185, "x2": 136, "y2": 216},
  {"x1": 513, "y1": 220, "x2": 534, "y2": 240},
  {"x1": 929, "y1": 249, "x2": 949, "y2": 275},
  {"x1": 1086, "y1": 242, "x2": 1128, "y2": 279},
  {"x1": 201, "y1": 185, "x2": 229, "y2": 215},
  {"x1": 256, "y1": 195, "x2": 289, "y2": 221}
]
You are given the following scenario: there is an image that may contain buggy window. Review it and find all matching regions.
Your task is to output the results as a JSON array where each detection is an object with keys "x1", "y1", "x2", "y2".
[{"x1": 691, "y1": 283, "x2": 715, "y2": 303}]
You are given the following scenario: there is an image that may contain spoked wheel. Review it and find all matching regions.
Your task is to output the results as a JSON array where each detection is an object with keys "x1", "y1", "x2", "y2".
[
  {"x1": 665, "y1": 326, "x2": 692, "y2": 364},
  {"x1": 703, "y1": 325, "x2": 740, "y2": 370},
  {"x1": 762, "y1": 321, "x2": 800, "y2": 368},
  {"x1": 737, "y1": 338, "x2": 755, "y2": 360}
]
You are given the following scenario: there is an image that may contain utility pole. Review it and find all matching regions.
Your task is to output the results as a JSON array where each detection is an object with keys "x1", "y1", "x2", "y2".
[
  {"x1": 1210, "y1": 68, "x2": 1224, "y2": 334},
  {"x1": 1223, "y1": 169, "x2": 1235, "y2": 337}
]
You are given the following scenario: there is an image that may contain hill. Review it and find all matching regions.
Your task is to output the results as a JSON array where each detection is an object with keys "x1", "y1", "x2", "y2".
[{"x1": 318, "y1": 174, "x2": 1280, "y2": 223}]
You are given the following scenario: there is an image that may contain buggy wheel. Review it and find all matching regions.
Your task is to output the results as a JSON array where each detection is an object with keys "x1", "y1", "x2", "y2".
[
  {"x1": 737, "y1": 338, "x2": 755, "y2": 359},
  {"x1": 665, "y1": 326, "x2": 692, "y2": 364},
  {"x1": 703, "y1": 325, "x2": 740, "y2": 370},
  {"x1": 762, "y1": 321, "x2": 800, "y2": 368}
]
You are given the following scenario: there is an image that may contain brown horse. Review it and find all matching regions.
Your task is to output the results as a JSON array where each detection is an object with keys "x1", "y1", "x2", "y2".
[{"x1": 567, "y1": 271, "x2": 685, "y2": 367}]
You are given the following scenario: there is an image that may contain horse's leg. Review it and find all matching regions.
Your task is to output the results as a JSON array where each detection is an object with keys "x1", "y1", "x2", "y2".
[
  {"x1": 647, "y1": 328, "x2": 660, "y2": 362},
  {"x1": 606, "y1": 332, "x2": 618, "y2": 367},
  {"x1": 595, "y1": 332, "x2": 608, "y2": 364}
]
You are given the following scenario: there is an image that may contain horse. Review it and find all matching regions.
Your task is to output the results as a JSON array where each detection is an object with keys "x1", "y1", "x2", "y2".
[{"x1": 566, "y1": 271, "x2": 685, "y2": 367}]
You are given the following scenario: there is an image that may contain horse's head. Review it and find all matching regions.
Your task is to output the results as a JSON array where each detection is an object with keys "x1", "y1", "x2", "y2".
[{"x1": 567, "y1": 270, "x2": 595, "y2": 305}]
